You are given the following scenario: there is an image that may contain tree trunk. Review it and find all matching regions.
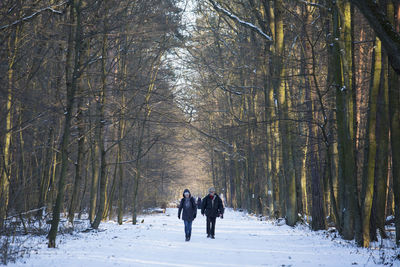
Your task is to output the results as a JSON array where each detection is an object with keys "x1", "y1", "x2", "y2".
[
  {"x1": 0, "y1": 23, "x2": 21, "y2": 227},
  {"x1": 68, "y1": 77, "x2": 85, "y2": 225},
  {"x1": 333, "y1": 1, "x2": 360, "y2": 242},
  {"x1": 351, "y1": 0, "x2": 400, "y2": 74},
  {"x1": 272, "y1": 0, "x2": 297, "y2": 226},
  {"x1": 362, "y1": 36, "x2": 381, "y2": 247},
  {"x1": 92, "y1": 12, "x2": 109, "y2": 229},
  {"x1": 374, "y1": 42, "x2": 390, "y2": 240},
  {"x1": 48, "y1": 0, "x2": 82, "y2": 248},
  {"x1": 388, "y1": 0, "x2": 400, "y2": 246},
  {"x1": 389, "y1": 60, "x2": 400, "y2": 245},
  {"x1": 38, "y1": 128, "x2": 54, "y2": 219},
  {"x1": 89, "y1": 112, "x2": 100, "y2": 223}
]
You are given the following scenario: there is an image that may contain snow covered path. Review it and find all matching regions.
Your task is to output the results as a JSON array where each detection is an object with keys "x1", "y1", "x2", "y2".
[{"x1": 11, "y1": 208, "x2": 396, "y2": 267}]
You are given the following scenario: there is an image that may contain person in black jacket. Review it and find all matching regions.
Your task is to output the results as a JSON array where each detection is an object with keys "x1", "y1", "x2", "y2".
[
  {"x1": 197, "y1": 197, "x2": 202, "y2": 209},
  {"x1": 201, "y1": 187, "x2": 224, "y2": 239},
  {"x1": 178, "y1": 189, "x2": 197, "y2": 241}
]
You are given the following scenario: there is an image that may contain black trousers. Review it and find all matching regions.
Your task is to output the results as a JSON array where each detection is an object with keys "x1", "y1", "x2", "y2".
[{"x1": 206, "y1": 216, "x2": 216, "y2": 236}]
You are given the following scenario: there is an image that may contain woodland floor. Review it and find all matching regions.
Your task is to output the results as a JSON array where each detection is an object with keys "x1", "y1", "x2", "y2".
[{"x1": 8, "y1": 208, "x2": 400, "y2": 267}]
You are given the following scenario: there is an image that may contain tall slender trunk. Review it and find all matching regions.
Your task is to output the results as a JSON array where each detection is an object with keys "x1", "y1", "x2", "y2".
[
  {"x1": 38, "y1": 128, "x2": 54, "y2": 219},
  {"x1": 92, "y1": 10, "x2": 109, "y2": 229},
  {"x1": 131, "y1": 52, "x2": 162, "y2": 224},
  {"x1": 307, "y1": 61, "x2": 326, "y2": 230},
  {"x1": 303, "y1": 2, "x2": 325, "y2": 229},
  {"x1": 117, "y1": 74, "x2": 126, "y2": 225},
  {"x1": 89, "y1": 110, "x2": 99, "y2": 223},
  {"x1": 388, "y1": 0, "x2": 400, "y2": 246},
  {"x1": 371, "y1": 33, "x2": 390, "y2": 242},
  {"x1": 300, "y1": 135, "x2": 309, "y2": 221},
  {"x1": 389, "y1": 61, "x2": 400, "y2": 245},
  {"x1": 228, "y1": 144, "x2": 235, "y2": 208},
  {"x1": 17, "y1": 103, "x2": 26, "y2": 213},
  {"x1": 106, "y1": 157, "x2": 118, "y2": 220},
  {"x1": 262, "y1": 50, "x2": 274, "y2": 216},
  {"x1": 117, "y1": 125, "x2": 124, "y2": 224},
  {"x1": 266, "y1": 0, "x2": 281, "y2": 219},
  {"x1": 273, "y1": 0, "x2": 297, "y2": 226},
  {"x1": 372, "y1": 4, "x2": 390, "y2": 241},
  {"x1": 48, "y1": 0, "x2": 83, "y2": 248},
  {"x1": 333, "y1": 1, "x2": 359, "y2": 242},
  {"x1": 132, "y1": 118, "x2": 147, "y2": 224},
  {"x1": 361, "y1": 35, "x2": 381, "y2": 247},
  {"x1": 233, "y1": 140, "x2": 241, "y2": 208},
  {"x1": 0, "y1": 23, "x2": 21, "y2": 227},
  {"x1": 68, "y1": 85, "x2": 85, "y2": 224}
]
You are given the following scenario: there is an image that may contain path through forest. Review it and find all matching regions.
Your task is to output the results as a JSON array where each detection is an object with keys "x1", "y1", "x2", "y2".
[{"x1": 10, "y1": 209, "x2": 396, "y2": 267}]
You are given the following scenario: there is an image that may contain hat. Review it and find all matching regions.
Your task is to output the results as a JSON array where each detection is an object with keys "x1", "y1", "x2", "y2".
[{"x1": 208, "y1": 187, "x2": 215, "y2": 193}]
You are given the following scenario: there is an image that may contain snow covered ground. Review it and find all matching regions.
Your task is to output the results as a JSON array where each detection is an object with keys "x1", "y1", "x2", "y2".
[{"x1": 9, "y1": 208, "x2": 400, "y2": 267}]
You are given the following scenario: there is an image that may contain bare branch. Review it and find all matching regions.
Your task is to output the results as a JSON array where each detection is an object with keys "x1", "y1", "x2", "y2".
[
  {"x1": 297, "y1": 0, "x2": 327, "y2": 10},
  {"x1": 0, "y1": 1, "x2": 68, "y2": 31},
  {"x1": 208, "y1": 0, "x2": 273, "y2": 41}
]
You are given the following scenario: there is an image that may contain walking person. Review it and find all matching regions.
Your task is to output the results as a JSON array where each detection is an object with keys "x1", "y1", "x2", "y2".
[
  {"x1": 178, "y1": 189, "x2": 197, "y2": 241},
  {"x1": 197, "y1": 197, "x2": 202, "y2": 209},
  {"x1": 201, "y1": 187, "x2": 224, "y2": 239}
]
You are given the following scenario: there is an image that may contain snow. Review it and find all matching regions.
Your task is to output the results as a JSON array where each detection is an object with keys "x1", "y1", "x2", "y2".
[
  {"x1": 9, "y1": 208, "x2": 400, "y2": 267},
  {"x1": 0, "y1": 1, "x2": 67, "y2": 30},
  {"x1": 208, "y1": 0, "x2": 272, "y2": 42}
]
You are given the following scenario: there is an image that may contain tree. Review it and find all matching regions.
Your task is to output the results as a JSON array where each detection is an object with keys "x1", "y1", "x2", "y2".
[
  {"x1": 48, "y1": 0, "x2": 83, "y2": 247},
  {"x1": 351, "y1": 0, "x2": 400, "y2": 74}
]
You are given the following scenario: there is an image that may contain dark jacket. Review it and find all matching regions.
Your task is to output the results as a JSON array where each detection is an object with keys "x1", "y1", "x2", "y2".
[
  {"x1": 201, "y1": 193, "x2": 224, "y2": 218},
  {"x1": 178, "y1": 189, "x2": 197, "y2": 221},
  {"x1": 197, "y1": 197, "x2": 202, "y2": 209}
]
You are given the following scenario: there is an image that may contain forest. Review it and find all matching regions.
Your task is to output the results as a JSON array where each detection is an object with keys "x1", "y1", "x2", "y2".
[{"x1": 0, "y1": 0, "x2": 399, "y2": 262}]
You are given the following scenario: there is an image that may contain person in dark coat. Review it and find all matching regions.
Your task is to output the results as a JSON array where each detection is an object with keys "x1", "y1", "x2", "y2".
[
  {"x1": 201, "y1": 187, "x2": 224, "y2": 239},
  {"x1": 197, "y1": 197, "x2": 202, "y2": 209},
  {"x1": 178, "y1": 189, "x2": 197, "y2": 241}
]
